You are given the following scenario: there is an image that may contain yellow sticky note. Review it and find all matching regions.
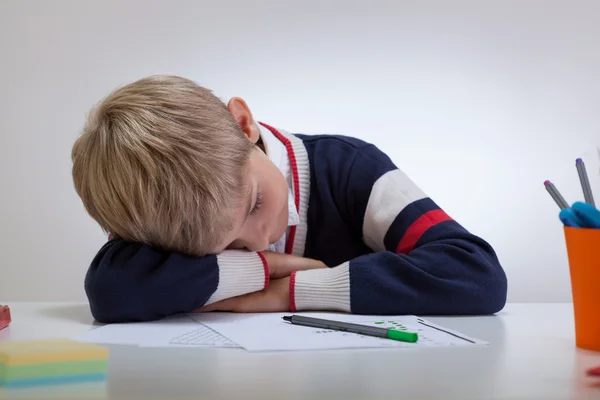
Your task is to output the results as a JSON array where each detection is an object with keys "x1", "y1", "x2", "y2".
[{"x1": 0, "y1": 339, "x2": 108, "y2": 366}]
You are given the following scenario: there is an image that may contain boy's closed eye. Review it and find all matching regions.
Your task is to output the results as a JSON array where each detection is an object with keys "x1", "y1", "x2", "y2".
[{"x1": 250, "y1": 191, "x2": 263, "y2": 216}]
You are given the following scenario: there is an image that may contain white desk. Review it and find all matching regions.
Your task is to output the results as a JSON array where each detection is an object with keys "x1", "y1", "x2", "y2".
[{"x1": 1, "y1": 302, "x2": 600, "y2": 400}]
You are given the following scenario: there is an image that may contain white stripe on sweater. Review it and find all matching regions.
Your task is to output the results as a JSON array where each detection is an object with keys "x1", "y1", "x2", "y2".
[
  {"x1": 258, "y1": 123, "x2": 299, "y2": 254},
  {"x1": 362, "y1": 169, "x2": 427, "y2": 252},
  {"x1": 280, "y1": 129, "x2": 310, "y2": 257},
  {"x1": 205, "y1": 250, "x2": 267, "y2": 305},
  {"x1": 293, "y1": 262, "x2": 351, "y2": 312}
]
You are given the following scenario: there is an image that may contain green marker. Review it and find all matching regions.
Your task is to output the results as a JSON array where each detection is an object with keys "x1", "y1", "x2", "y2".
[{"x1": 282, "y1": 315, "x2": 418, "y2": 343}]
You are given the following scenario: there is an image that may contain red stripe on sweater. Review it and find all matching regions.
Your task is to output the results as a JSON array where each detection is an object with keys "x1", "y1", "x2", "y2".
[
  {"x1": 396, "y1": 210, "x2": 452, "y2": 254},
  {"x1": 258, "y1": 252, "x2": 270, "y2": 289},
  {"x1": 289, "y1": 271, "x2": 297, "y2": 312},
  {"x1": 259, "y1": 122, "x2": 300, "y2": 255}
]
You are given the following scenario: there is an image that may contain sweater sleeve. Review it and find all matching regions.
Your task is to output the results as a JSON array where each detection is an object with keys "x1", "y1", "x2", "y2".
[
  {"x1": 84, "y1": 239, "x2": 269, "y2": 323},
  {"x1": 290, "y1": 143, "x2": 507, "y2": 315}
]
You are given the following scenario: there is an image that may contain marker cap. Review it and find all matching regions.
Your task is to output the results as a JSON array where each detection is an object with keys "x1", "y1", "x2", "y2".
[{"x1": 386, "y1": 329, "x2": 418, "y2": 342}]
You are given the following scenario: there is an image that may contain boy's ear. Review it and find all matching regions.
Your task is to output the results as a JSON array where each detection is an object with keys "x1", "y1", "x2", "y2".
[{"x1": 227, "y1": 97, "x2": 260, "y2": 144}]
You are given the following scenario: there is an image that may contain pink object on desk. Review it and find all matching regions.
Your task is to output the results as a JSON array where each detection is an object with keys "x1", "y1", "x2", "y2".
[
  {"x1": 0, "y1": 305, "x2": 11, "y2": 330},
  {"x1": 587, "y1": 366, "x2": 600, "y2": 376}
]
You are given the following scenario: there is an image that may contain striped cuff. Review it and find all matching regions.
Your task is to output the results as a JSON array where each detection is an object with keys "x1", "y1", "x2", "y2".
[
  {"x1": 290, "y1": 262, "x2": 351, "y2": 312},
  {"x1": 205, "y1": 250, "x2": 269, "y2": 305}
]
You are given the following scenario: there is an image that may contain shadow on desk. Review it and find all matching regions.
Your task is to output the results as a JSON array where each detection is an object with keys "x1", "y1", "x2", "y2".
[{"x1": 38, "y1": 303, "x2": 103, "y2": 326}]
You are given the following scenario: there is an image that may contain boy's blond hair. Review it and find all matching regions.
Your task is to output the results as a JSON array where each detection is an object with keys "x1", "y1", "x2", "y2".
[{"x1": 72, "y1": 75, "x2": 253, "y2": 256}]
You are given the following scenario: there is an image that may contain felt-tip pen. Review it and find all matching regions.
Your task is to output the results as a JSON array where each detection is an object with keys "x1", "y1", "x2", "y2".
[
  {"x1": 576, "y1": 158, "x2": 595, "y2": 207},
  {"x1": 282, "y1": 315, "x2": 418, "y2": 343}
]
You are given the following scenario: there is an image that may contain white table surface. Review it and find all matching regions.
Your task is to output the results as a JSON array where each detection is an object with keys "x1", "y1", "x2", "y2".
[{"x1": 1, "y1": 302, "x2": 600, "y2": 400}]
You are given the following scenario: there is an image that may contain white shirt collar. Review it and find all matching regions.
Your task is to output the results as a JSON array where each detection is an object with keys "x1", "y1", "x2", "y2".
[{"x1": 257, "y1": 123, "x2": 300, "y2": 252}]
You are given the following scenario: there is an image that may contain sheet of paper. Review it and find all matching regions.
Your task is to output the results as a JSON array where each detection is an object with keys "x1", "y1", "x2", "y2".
[
  {"x1": 187, "y1": 312, "x2": 487, "y2": 352},
  {"x1": 74, "y1": 314, "x2": 238, "y2": 348},
  {"x1": 140, "y1": 323, "x2": 239, "y2": 348}
]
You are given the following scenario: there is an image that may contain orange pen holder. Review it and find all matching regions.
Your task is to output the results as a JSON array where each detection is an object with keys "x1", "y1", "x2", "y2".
[{"x1": 564, "y1": 226, "x2": 600, "y2": 351}]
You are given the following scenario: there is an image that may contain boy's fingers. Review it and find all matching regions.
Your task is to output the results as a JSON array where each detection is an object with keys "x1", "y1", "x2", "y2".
[
  {"x1": 195, "y1": 292, "x2": 265, "y2": 313},
  {"x1": 261, "y1": 251, "x2": 284, "y2": 278},
  {"x1": 266, "y1": 253, "x2": 327, "y2": 279},
  {"x1": 194, "y1": 277, "x2": 290, "y2": 313},
  {"x1": 195, "y1": 296, "x2": 242, "y2": 312}
]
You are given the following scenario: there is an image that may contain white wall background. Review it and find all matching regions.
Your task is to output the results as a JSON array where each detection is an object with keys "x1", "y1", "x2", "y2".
[{"x1": 1, "y1": 0, "x2": 599, "y2": 302}]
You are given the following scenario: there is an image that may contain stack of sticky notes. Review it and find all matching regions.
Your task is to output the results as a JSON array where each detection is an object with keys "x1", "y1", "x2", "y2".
[{"x1": 0, "y1": 339, "x2": 108, "y2": 388}]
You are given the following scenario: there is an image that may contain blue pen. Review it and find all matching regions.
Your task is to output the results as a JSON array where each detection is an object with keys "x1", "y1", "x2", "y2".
[
  {"x1": 559, "y1": 208, "x2": 583, "y2": 228},
  {"x1": 571, "y1": 202, "x2": 600, "y2": 229}
]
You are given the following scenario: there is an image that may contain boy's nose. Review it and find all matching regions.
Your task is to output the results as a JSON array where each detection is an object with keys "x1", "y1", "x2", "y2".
[{"x1": 245, "y1": 223, "x2": 271, "y2": 252}]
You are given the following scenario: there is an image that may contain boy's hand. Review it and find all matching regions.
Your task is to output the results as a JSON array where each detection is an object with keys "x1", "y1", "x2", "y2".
[
  {"x1": 262, "y1": 251, "x2": 326, "y2": 279},
  {"x1": 195, "y1": 252, "x2": 326, "y2": 313},
  {"x1": 196, "y1": 277, "x2": 291, "y2": 313}
]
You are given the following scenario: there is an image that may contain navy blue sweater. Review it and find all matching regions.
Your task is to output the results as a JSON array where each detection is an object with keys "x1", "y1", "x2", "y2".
[{"x1": 85, "y1": 123, "x2": 507, "y2": 323}]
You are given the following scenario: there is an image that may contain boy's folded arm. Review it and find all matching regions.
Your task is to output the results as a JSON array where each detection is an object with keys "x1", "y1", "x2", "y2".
[
  {"x1": 84, "y1": 240, "x2": 268, "y2": 323},
  {"x1": 291, "y1": 228, "x2": 506, "y2": 315},
  {"x1": 291, "y1": 142, "x2": 507, "y2": 316}
]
